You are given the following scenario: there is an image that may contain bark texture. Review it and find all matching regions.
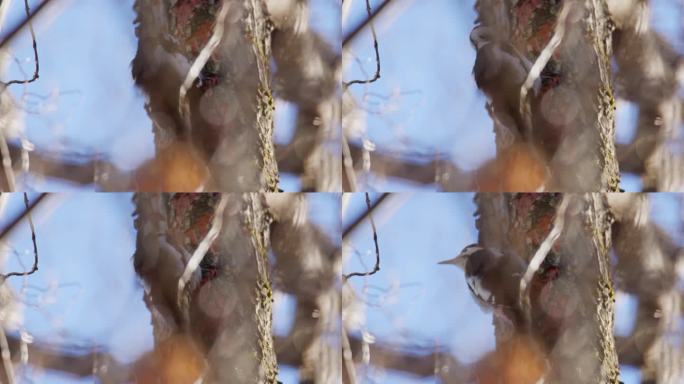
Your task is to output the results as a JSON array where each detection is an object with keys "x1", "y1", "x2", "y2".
[
  {"x1": 131, "y1": 0, "x2": 279, "y2": 192},
  {"x1": 475, "y1": 193, "x2": 620, "y2": 383},
  {"x1": 133, "y1": 193, "x2": 278, "y2": 383},
  {"x1": 473, "y1": 0, "x2": 620, "y2": 191}
]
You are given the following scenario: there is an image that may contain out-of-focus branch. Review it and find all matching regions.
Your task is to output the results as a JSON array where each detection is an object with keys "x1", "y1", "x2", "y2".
[
  {"x1": 346, "y1": 334, "x2": 471, "y2": 383},
  {"x1": 4, "y1": 333, "x2": 128, "y2": 382},
  {"x1": 344, "y1": 140, "x2": 472, "y2": 190},
  {"x1": 4, "y1": 142, "x2": 120, "y2": 186},
  {"x1": 270, "y1": 0, "x2": 340, "y2": 191},
  {"x1": 2, "y1": 141, "x2": 301, "y2": 189},
  {"x1": 268, "y1": 194, "x2": 340, "y2": 382},
  {"x1": 608, "y1": 193, "x2": 683, "y2": 381},
  {"x1": 2, "y1": 333, "x2": 321, "y2": 383},
  {"x1": 610, "y1": 0, "x2": 683, "y2": 191}
]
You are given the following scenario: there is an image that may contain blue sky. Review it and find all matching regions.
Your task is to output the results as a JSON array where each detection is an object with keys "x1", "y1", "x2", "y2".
[
  {"x1": 343, "y1": 192, "x2": 682, "y2": 383},
  {"x1": 0, "y1": 192, "x2": 339, "y2": 383},
  {"x1": 343, "y1": 0, "x2": 683, "y2": 192},
  {"x1": 1, "y1": 0, "x2": 339, "y2": 192}
]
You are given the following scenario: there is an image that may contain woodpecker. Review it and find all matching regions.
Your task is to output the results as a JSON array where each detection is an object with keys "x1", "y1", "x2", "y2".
[
  {"x1": 439, "y1": 244, "x2": 526, "y2": 328},
  {"x1": 470, "y1": 25, "x2": 540, "y2": 141}
]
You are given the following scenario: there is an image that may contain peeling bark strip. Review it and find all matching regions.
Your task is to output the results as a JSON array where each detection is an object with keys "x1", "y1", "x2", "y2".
[
  {"x1": 475, "y1": 193, "x2": 619, "y2": 383},
  {"x1": 474, "y1": 0, "x2": 620, "y2": 191},
  {"x1": 132, "y1": 0, "x2": 279, "y2": 191},
  {"x1": 133, "y1": 193, "x2": 278, "y2": 383}
]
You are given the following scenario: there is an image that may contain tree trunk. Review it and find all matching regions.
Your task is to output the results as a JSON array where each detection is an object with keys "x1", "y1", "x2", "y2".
[
  {"x1": 131, "y1": 0, "x2": 279, "y2": 192},
  {"x1": 475, "y1": 193, "x2": 620, "y2": 383},
  {"x1": 474, "y1": 0, "x2": 620, "y2": 192},
  {"x1": 132, "y1": 193, "x2": 278, "y2": 383}
]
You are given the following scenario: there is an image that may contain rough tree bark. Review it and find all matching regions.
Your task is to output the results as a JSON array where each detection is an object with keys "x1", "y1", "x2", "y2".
[
  {"x1": 473, "y1": 0, "x2": 621, "y2": 191},
  {"x1": 133, "y1": 193, "x2": 278, "y2": 383},
  {"x1": 475, "y1": 193, "x2": 620, "y2": 383},
  {"x1": 129, "y1": 0, "x2": 279, "y2": 192}
]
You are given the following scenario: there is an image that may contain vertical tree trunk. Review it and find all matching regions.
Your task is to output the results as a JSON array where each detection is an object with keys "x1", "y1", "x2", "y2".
[
  {"x1": 474, "y1": 0, "x2": 620, "y2": 191},
  {"x1": 475, "y1": 193, "x2": 620, "y2": 383},
  {"x1": 133, "y1": 193, "x2": 278, "y2": 383},
  {"x1": 131, "y1": 0, "x2": 279, "y2": 191}
]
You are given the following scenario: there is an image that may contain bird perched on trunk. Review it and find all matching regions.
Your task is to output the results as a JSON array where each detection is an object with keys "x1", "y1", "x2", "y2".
[
  {"x1": 439, "y1": 243, "x2": 527, "y2": 336},
  {"x1": 470, "y1": 25, "x2": 540, "y2": 144}
]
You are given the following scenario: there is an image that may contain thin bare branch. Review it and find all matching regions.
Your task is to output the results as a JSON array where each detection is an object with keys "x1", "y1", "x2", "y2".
[
  {"x1": 1, "y1": 193, "x2": 40, "y2": 281},
  {"x1": 343, "y1": 193, "x2": 389, "y2": 239},
  {"x1": 0, "y1": 192, "x2": 46, "y2": 241},
  {"x1": 342, "y1": 0, "x2": 393, "y2": 47},
  {"x1": 343, "y1": 193, "x2": 381, "y2": 281},
  {"x1": 0, "y1": 0, "x2": 53, "y2": 54},
  {"x1": 0, "y1": 325, "x2": 14, "y2": 384},
  {"x1": 344, "y1": 0, "x2": 381, "y2": 88},
  {"x1": 3, "y1": 0, "x2": 40, "y2": 87}
]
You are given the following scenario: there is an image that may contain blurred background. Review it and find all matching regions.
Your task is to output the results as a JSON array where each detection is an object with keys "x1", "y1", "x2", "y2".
[
  {"x1": 0, "y1": 0, "x2": 340, "y2": 191},
  {"x1": 342, "y1": 192, "x2": 684, "y2": 383},
  {"x1": 0, "y1": 192, "x2": 340, "y2": 383},
  {"x1": 342, "y1": 0, "x2": 684, "y2": 192}
]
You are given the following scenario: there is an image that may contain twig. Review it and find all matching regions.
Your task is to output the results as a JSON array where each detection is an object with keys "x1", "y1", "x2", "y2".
[
  {"x1": 342, "y1": 134, "x2": 359, "y2": 191},
  {"x1": 343, "y1": 193, "x2": 389, "y2": 239},
  {"x1": 518, "y1": 195, "x2": 570, "y2": 319},
  {"x1": 0, "y1": 324, "x2": 14, "y2": 384},
  {"x1": 342, "y1": 326, "x2": 358, "y2": 384},
  {"x1": 343, "y1": 0, "x2": 393, "y2": 47},
  {"x1": 1, "y1": 193, "x2": 39, "y2": 281},
  {"x1": 0, "y1": 0, "x2": 52, "y2": 53},
  {"x1": 177, "y1": 194, "x2": 229, "y2": 315},
  {"x1": 0, "y1": 130, "x2": 15, "y2": 191},
  {"x1": 3, "y1": 0, "x2": 40, "y2": 87},
  {"x1": 178, "y1": 0, "x2": 231, "y2": 138},
  {"x1": 343, "y1": 193, "x2": 381, "y2": 281},
  {"x1": 344, "y1": 0, "x2": 381, "y2": 88},
  {"x1": 0, "y1": 192, "x2": 46, "y2": 242}
]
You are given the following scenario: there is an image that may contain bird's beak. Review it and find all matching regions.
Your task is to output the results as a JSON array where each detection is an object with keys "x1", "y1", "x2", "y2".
[{"x1": 437, "y1": 255, "x2": 467, "y2": 270}]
